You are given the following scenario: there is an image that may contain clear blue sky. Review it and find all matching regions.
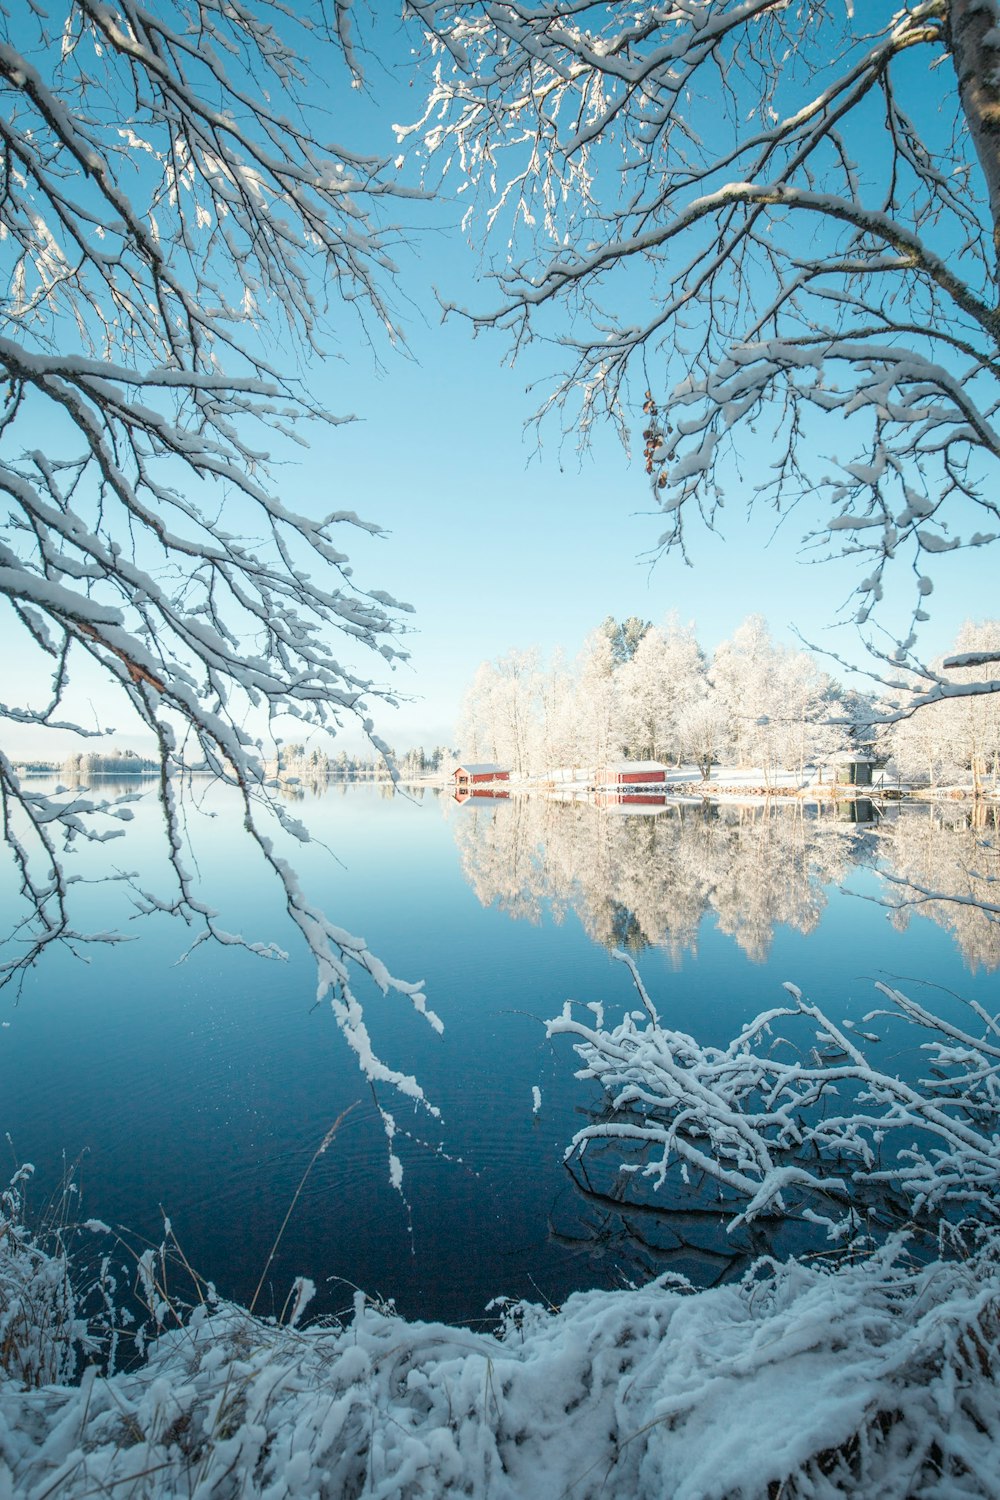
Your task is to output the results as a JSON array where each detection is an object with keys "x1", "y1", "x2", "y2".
[{"x1": 6, "y1": 14, "x2": 997, "y2": 761}]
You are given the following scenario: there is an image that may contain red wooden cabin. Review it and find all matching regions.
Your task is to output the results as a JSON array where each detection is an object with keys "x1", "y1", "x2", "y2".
[
  {"x1": 452, "y1": 763, "x2": 511, "y2": 793},
  {"x1": 601, "y1": 760, "x2": 668, "y2": 787}
]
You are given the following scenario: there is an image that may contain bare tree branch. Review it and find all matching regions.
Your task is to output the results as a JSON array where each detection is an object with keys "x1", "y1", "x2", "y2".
[
  {"x1": 402, "y1": 1, "x2": 1000, "y2": 703},
  {"x1": 0, "y1": 2, "x2": 440, "y2": 1122}
]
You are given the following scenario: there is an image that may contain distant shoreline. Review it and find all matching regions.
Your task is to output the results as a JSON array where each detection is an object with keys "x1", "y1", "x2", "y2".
[{"x1": 13, "y1": 764, "x2": 999, "y2": 805}]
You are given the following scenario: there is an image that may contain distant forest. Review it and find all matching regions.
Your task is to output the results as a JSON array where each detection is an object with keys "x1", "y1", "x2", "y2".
[
  {"x1": 274, "y1": 744, "x2": 458, "y2": 781},
  {"x1": 14, "y1": 745, "x2": 458, "y2": 783}
]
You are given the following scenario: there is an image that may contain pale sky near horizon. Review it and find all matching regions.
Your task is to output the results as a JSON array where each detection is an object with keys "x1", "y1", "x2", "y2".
[{"x1": 5, "y1": 16, "x2": 998, "y2": 763}]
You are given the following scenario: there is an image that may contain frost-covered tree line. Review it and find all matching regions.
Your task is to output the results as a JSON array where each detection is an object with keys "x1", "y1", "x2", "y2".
[
  {"x1": 277, "y1": 743, "x2": 456, "y2": 782},
  {"x1": 11, "y1": 750, "x2": 160, "y2": 778},
  {"x1": 885, "y1": 620, "x2": 1000, "y2": 792},
  {"x1": 59, "y1": 751, "x2": 159, "y2": 777},
  {"x1": 460, "y1": 613, "x2": 1000, "y2": 790},
  {"x1": 458, "y1": 613, "x2": 864, "y2": 780}
]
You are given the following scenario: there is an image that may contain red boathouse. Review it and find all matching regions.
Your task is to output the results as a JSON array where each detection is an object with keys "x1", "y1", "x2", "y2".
[
  {"x1": 600, "y1": 760, "x2": 668, "y2": 788},
  {"x1": 452, "y1": 763, "x2": 511, "y2": 794}
]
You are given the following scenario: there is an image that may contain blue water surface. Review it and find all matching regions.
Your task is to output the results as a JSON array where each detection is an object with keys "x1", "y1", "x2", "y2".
[{"x1": 1, "y1": 782, "x2": 994, "y2": 1326}]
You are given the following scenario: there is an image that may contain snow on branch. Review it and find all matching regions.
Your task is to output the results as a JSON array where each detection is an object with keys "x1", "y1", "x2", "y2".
[
  {"x1": 0, "y1": 2, "x2": 438, "y2": 1122},
  {"x1": 402, "y1": 1, "x2": 1000, "y2": 669},
  {"x1": 549, "y1": 950, "x2": 1000, "y2": 1243}
]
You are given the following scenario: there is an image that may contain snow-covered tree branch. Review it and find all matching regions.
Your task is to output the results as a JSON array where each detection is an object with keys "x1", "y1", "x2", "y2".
[
  {"x1": 551, "y1": 951, "x2": 1000, "y2": 1246},
  {"x1": 0, "y1": 2, "x2": 443, "y2": 1111},
  {"x1": 402, "y1": 2, "x2": 1000, "y2": 680}
]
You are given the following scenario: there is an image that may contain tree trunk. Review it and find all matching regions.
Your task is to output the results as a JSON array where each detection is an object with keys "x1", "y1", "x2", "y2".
[{"x1": 949, "y1": 0, "x2": 1000, "y2": 276}]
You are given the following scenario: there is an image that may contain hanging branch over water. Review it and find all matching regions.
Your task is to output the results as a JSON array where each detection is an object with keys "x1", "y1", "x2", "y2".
[
  {"x1": 402, "y1": 2, "x2": 1000, "y2": 684},
  {"x1": 551, "y1": 951, "x2": 1000, "y2": 1243},
  {"x1": 0, "y1": 1, "x2": 442, "y2": 1118}
]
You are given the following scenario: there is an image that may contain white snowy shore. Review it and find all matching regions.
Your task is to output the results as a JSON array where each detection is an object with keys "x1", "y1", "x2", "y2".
[
  {"x1": 3, "y1": 1232, "x2": 1000, "y2": 1499},
  {"x1": 7, "y1": 956, "x2": 1000, "y2": 1497},
  {"x1": 433, "y1": 763, "x2": 999, "y2": 804}
]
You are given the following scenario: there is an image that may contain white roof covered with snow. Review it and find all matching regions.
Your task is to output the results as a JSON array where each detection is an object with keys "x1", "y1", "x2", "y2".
[{"x1": 605, "y1": 761, "x2": 668, "y2": 774}]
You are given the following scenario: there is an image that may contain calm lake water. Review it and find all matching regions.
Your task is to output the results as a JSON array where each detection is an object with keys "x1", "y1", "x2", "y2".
[{"x1": 2, "y1": 781, "x2": 997, "y2": 1327}]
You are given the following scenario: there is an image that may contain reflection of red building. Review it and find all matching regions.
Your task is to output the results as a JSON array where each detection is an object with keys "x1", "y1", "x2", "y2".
[
  {"x1": 453, "y1": 787, "x2": 511, "y2": 805},
  {"x1": 600, "y1": 761, "x2": 668, "y2": 788},
  {"x1": 452, "y1": 763, "x2": 511, "y2": 793},
  {"x1": 598, "y1": 792, "x2": 667, "y2": 809}
]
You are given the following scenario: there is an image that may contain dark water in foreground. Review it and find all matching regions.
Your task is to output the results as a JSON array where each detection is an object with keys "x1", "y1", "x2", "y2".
[{"x1": 1, "y1": 782, "x2": 997, "y2": 1326}]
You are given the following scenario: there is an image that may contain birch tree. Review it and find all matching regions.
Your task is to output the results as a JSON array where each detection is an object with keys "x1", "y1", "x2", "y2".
[
  {"x1": 403, "y1": 2, "x2": 1000, "y2": 693},
  {"x1": 574, "y1": 625, "x2": 622, "y2": 768},
  {"x1": 0, "y1": 3, "x2": 444, "y2": 1114},
  {"x1": 710, "y1": 616, "x2": 777, "y2": 772},
  {"x1": 617, "y1": 619, "x2": 705, "y2": 764},
  {"x1": 944, "y1": 621, "x2": 1000, "y2": 794},
  {"x1": 677, "y1": 684, "x2": 727, "y2": 781},
  {"x1": 535, "y1": 647, "x2": 577, "y2": 771},
  {"x1": 889, "y1": 621, "x2": 1000, "y2": 790},
  {"x1": 710, "y1": 615, "x2": 833, "y2": 779},
  {"x1": 456, "y1": 648, "x2": 542, "y2": 772}
]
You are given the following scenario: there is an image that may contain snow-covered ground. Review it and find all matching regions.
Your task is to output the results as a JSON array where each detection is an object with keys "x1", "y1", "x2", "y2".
[{"x1": 3, "y1": 1235, "x2": 1000, "y2": 1499}]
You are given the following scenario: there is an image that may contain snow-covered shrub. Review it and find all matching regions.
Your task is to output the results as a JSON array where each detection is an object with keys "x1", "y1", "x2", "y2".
[
  {"x1": 549, "y1": 952, "x2": 1000, "y2": 1250},
  {"x1": 0, "y1": 1157, "x2": 141, "y2": 1392},
  {"x1": 0, "y1": 1164, "x2": 95, "y2": 1388},
  {"x1": 2, "y1": 1236, "x2": 1000, "y2": 1498}
]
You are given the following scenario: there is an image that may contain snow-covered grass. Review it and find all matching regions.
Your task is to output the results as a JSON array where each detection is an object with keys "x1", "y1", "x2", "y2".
[
  {"x1": 2, "y1": 1226, "x2": 1000, "y2": 1497},
  {"x1": 0, "y1": 1161, "x2": 121, "y2": 1392},
  {"x1": 5, "y1": 959, "x2": 1000, "y2": 1497}
]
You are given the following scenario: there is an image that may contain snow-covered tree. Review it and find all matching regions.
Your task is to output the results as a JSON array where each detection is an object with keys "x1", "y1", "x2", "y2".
[
  {"x1": 617, "y1": 618, "x2": 705, "y2": 764},
  {"x1": 709, "y1": 617, "x2": 769, "y2": 771},
  {"x1": 888, "y1": 621, "x2": 1000, "y2": 791},
  {"x1": 572, "y1": 626, "x2": 622, "y2": 769},
  {"x1": 602, "y1": 615, "x2": 651, "y2": 667},
  {"x1": 944, "y1": 622, "x2": 1000, "y2": 795},
  {"x1": 456, "y1": 648, "x2": 541, "y2": 773},
  {"x1": 0, "y1": 4, "x2": 440, "y2": 1112},
  {"x1": 677, "y1": 684, "x2": 728, "y2": 782},
  {"x1": 710, "y1": 616, "x2": 833, "y2": 781},
  {"x1": 403, "y1": 2, "x2": 1000, "y2": 690},
  {"x1": 888, "y1": 692, "x2": 966, "y2": 789},
  {"x1": 534, "y1": 648, "x2": 577, "y2": 773}
]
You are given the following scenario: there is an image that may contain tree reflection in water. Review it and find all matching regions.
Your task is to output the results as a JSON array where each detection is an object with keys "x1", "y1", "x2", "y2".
[
  {"x1": 450, "y1": 796, "x2": 872, "y2": 964},
  {"x1": 451, "y1": 795, "x2": 1000, "y2": 972},
  {"x1": 452, "y1": 794, "x2": 1000, "y2": 1285},
  {"x1": 878, "y1": 805, "x2": 1000, "y2": 973}
]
